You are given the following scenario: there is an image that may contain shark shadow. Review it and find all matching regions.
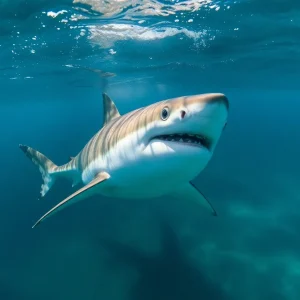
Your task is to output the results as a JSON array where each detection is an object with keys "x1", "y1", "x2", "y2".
[{"x1": 99, "y1": 219, "x2": 229, "y2": 300}]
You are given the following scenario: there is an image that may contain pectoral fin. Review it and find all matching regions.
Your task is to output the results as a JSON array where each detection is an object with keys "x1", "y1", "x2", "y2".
[
  {"x1": 32, "y1": 171, "x2": 110, "y2": 228},
  {"x1": 172, "y1": 182, "x2": 217, "y2": 216}
]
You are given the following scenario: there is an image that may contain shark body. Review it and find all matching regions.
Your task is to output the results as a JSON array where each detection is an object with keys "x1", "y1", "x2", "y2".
[{"x1": 20, "y1": 93, "x2": 229, "y2": 228}]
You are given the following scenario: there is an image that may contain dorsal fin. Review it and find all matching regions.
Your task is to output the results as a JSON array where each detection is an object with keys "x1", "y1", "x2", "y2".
[{"x1": 102, "y1": 93, "x2": 121, "y2": 126}]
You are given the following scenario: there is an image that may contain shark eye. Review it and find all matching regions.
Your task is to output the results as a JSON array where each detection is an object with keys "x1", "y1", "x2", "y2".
[{"x1": 161, "y1": 107, "x2": 170, "y2": 121}]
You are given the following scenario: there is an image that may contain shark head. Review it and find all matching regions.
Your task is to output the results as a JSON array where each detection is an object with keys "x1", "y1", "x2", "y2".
[
  {"x1": 139, "y1": 93, "x2": 229, "y2": 183},
  {"x1": 149, "y1": 93, "x2": 228, "y2": 151}
]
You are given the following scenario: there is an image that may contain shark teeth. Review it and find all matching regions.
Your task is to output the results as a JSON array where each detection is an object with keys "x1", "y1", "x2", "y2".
[{"x1": 154, "y1": 133, "x2": 211, "y2": 149}]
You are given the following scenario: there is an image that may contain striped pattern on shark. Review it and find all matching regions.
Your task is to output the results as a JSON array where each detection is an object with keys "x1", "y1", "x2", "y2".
[{"x1": 20, "y1": 92, "x2": 229, "y2": 228}]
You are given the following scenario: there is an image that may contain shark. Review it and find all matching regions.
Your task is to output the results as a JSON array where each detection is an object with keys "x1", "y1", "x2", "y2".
[{"x1": 19, "y1": 92, "x2": 229, "y2": 228}]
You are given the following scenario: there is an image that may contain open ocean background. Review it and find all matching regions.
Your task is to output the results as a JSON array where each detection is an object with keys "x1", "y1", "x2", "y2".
[{"x1": 1, "y1": 0, "x2": 300, "y2": 299}]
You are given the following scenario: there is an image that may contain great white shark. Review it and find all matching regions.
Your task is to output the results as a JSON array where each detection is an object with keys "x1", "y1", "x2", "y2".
[{"x1": 19, "y1": 93, "x2": 229, "y2": 228}]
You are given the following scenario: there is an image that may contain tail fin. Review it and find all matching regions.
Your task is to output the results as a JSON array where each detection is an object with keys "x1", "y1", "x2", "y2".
[{"x1": 19, "y1": 144, "x2": 58, "y2": 198}]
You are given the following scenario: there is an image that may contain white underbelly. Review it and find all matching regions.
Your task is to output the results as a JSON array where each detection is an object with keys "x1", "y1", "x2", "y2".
[
  {"x1": 100, "y1": 169, "x2": 186, "y2": 199},
  {"x1": 98, "y1": 142, "x2": 211, "y2": 199}
]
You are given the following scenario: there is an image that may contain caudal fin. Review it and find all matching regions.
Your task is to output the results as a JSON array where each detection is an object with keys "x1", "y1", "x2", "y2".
[{"x1": 19, "y1": 144, "x2": 58, "y2": 198}]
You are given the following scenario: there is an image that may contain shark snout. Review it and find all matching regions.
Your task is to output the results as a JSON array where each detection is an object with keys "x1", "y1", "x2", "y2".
[
  {"x1": 185, "y1": 93, "x2": 229, "y2": 112},
  {"x1": 204, "y1": 93, "x2": 229, "y2": 111},
  {"x1": 181, "y1": 93, "x2": 229, "y2": 122},
  {"x1": 176, "y1": 93, "x2": 229, "y2": 150}
]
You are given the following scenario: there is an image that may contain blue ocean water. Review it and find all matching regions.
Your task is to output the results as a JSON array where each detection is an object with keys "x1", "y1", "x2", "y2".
[{"x1": 1, "y1": 0, "x2": 300, "y2": 299}]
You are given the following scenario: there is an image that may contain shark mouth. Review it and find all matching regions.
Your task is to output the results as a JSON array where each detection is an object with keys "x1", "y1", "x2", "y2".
[{"x1": 153, "y1": 134, "x2": 212, "y2": 150}]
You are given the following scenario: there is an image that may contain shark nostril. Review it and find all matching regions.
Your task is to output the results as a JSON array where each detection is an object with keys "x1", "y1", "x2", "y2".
[{"x1": 180, "y1": 110, "x2": 186, "y2": 119}]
